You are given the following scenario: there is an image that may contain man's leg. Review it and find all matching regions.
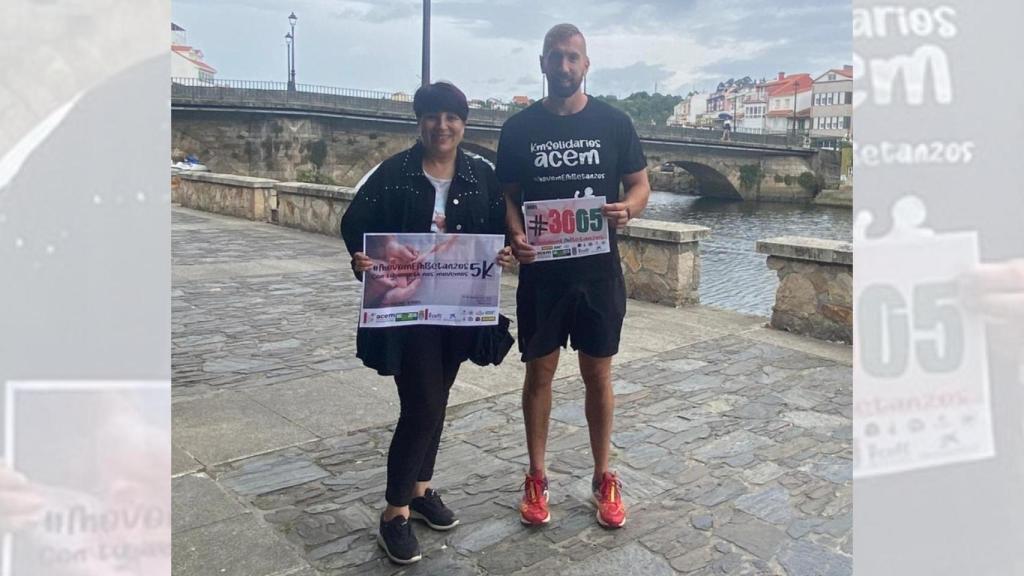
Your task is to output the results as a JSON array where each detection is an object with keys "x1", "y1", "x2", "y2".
[
  {"x1": 570, "y1": 276, "x2": 627, "y2": 528},
  {"x1": 517, "y1": 278, "x2": 574, "y2": 524},
  {"x1": 578, "y1": 351, "x2": 614, "y2": 482},
  {"x1": 523, "y1": 348, "x2": 560, "y2": 476}
]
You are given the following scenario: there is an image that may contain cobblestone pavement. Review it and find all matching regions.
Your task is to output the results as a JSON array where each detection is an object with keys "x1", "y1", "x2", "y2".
[{"x1": 172, "y1": 207, "x2": 852, "y2": 576}]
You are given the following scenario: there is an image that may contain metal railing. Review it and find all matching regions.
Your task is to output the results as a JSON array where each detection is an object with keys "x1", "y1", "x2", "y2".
[
  {"x1": 171, "y1": 78, "x2": 809, "y2": 150},
  {"x1": 172, "y1": 77, "x2": 399, "y2": 99},
  {"x1": 172, "y1": 77, "x2": 419, "y2": 118},
  {"x1": 640, "y1": 124, "x2": 802, "y2": 147}
]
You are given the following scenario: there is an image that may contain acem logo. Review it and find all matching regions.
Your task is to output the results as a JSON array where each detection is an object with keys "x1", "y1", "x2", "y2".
[{"x1": 533, "y1": 148, "x2": 600, "y2": 169}]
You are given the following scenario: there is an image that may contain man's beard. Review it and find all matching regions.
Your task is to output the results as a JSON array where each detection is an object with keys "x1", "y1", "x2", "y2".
[{"x1": 546, "y1": 74, "x2": 583, "y2": 98}]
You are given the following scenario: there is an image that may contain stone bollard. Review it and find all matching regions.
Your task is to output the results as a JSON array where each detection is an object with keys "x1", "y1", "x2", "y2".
[
  {"x1": 619, "y1": 219, "x2": 711, "y2": 307},
  {"x1": 756, "y1": 236, "x2": 853, "y2": 343},
  {"x1": 177, "y1": 172, "x2": 277, "y2": 222},
  {"x1": 275, "y1": 183, "x2": 357, "y2": 237},
  {"x1": 171, "y1": 168, "x2": 183, "y2": 204}
]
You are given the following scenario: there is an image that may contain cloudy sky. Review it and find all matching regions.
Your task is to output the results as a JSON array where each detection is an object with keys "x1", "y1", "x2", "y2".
[{"x1": 171, "y1": 0, "x2": 850, "y2": 100}]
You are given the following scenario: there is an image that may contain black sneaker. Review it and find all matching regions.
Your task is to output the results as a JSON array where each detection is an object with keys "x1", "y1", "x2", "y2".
[
  {"x1": 377, "y1": 514, "x2": 421, "y2": 565},
  {"x1": 409, "y1": 488, "x2": 460, "y2": 531}
]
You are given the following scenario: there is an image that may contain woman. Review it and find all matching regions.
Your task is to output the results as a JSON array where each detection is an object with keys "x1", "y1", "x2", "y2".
[{"x1": 340, "y1": 81, "x2": 512, "y2": 565}]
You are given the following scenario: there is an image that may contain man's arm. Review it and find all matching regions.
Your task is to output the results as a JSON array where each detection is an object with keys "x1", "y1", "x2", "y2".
[
  {"x1": 602, "y1": 169, "x2": 651, "y2": 229},
  {"x1": 503, "y1": 182, "x2": 536, "y2": 264}
]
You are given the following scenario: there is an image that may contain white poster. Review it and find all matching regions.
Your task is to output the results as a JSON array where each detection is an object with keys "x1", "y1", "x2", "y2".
[{"x1": 359, "y1": 233, "x2": 504, "y2": 328}]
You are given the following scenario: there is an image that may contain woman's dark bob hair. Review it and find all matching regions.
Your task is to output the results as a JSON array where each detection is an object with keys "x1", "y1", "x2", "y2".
[{"x1": 412, "y1": 81, "x2": 469, "y2": 122}]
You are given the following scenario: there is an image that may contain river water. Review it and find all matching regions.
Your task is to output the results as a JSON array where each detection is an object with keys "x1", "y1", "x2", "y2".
[{"x1": 642, "y1": 191, "x2": 852, "y2": 317}]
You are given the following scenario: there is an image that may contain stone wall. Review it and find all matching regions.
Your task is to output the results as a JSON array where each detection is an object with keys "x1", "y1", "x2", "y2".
[
  {"x1": 619, "y1": 220, "x2": 710, "y2": 306},
  {"x1": 752, "y1": 157, "x2": 820, "y2": 202},
  {"x1": 172, "y1": 109, "x2": 499, "y2": 187},
  {"x1": 176, "y1": 172, "x2": 276, "y2": 222},
  {"x1": 171, "y1": 169, "x2": 182, "y2": 201},
  {"x1": 173, "y1": 171, "x2": 715, "y2": 308},
  {"x1": 757, "y1": 236, "x2": 852, "y2": 343},
  {"x1": 276, "y1": 183, "x2": 356, "y2": 237}
]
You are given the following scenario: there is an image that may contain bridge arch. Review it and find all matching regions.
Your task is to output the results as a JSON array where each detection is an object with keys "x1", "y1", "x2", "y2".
[{"x1": 659, "y1": 160, "x2": 743, "y2": 200}]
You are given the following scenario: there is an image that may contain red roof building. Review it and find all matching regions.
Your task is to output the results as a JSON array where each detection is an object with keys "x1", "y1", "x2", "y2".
[
  {"x1": 171, "y1": 24, "x2": 218, "y2": 83},
  {"x1": 764, "y1": 73, "x2": 813, "y2": 134}
]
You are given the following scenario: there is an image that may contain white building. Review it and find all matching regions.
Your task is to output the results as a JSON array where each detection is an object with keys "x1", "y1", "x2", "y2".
[
  {"x1": 727, "y1": 85, "x2": 756, "y2": 131},
  {"x1": 810, "y1": 66, "x2": 853, "y2": 148},
  {"x1": 686, "y1": 93, "x2": 708, "y2": 125},
  {"x1": 665, "y1": 93, "x2": 707, "y2": 127},
  {"x1": 171, "y1": 23, "x2": 217, "y2": 83}
]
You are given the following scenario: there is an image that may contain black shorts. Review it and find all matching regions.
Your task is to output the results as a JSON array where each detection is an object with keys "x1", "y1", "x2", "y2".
[{"x1": 516, "y1": 275, "x2": 626, "y2": 361}]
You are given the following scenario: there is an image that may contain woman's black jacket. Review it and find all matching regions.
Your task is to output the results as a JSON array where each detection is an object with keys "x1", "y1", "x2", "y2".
[{"x1": 340, "y1": 142, "x2": 506, "y2": 376}]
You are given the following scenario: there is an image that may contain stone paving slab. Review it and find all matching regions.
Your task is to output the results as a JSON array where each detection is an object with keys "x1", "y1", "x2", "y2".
[
  {"x1": 172, "y1": 257, "x2": 344, "y2": 283},
  {"x1": 242, "y1": 373, "x2": 399, "y2": 439},
  {"x1": 172, "y1": 473, "x2": 247, "y2": 533},
  {"x1": 173, "y1": 442, "x2": 203, "y2": 476},
  {"x1": 174, "y1": 390, "x2": 318, "y2": 465},
  {"x1": 739, "y1": 326, "x2": 851, "y2": 367},
  {"x1": 171, "y1": 206, "x2": 851, "y2": 575},
  {"x1": 172, "y1": 512, "x2": 312, "y2": 576}
]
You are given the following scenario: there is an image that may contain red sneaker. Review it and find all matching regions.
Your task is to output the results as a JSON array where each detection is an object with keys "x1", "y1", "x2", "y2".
[
  {"x1": 592, "y1": 471, "x2": 626, "y2": 528},
  {"x1": 519, "y1": 471, "x2": 550, "y2": 525}
]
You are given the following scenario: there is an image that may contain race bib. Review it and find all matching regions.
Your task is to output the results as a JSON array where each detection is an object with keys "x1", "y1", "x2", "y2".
[{"x1": 522, "y1": 196, "x2": 610, "y2": 262}]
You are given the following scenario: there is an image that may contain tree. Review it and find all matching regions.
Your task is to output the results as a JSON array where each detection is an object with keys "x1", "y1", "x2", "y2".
[{"x1": 593, "y1": 91, "x2": 683, "y2": 128}]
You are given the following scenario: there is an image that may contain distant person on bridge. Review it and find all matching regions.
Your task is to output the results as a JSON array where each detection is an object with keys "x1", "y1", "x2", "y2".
[
  {"x1": 498, "y1": 23, "x2": 651, "y2": 529},
  {"x1": 341, "y1": 81, "x2": 514, "y2": 565},
  {"x1": 721, "y1": 119, "x2": 732, "y2": 141}
]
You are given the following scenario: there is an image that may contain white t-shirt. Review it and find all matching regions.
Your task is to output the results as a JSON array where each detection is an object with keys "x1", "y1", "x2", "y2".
[{"x1": 424, "y1": 172, "x2": 452, "y2": 233}]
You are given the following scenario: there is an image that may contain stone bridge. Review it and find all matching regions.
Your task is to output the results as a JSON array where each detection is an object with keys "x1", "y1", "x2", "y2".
[{"x1": 172, "y1": 91, "x2": 838, "y2": 202}]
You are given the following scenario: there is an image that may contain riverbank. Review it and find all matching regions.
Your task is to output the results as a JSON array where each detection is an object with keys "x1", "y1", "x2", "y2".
[{"x1": 812, "y1": 187, "x2": 853, "y2": 208}]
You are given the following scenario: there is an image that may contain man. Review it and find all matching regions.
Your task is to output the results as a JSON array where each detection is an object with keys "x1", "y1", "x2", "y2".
[{"x1": 496, "y1": 23, "x2": 651, "y2": 529}]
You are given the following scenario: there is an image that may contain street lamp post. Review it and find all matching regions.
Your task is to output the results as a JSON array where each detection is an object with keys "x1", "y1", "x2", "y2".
[
  {"x1": 421, "y1": 0, "x2": 430, "y2": 87},
  {"x1": 287, "y1": 12, "x2": 297, "y2": 91},
  {"x1": 285, "y1": 32, "x2": 293, "y2": 90}
]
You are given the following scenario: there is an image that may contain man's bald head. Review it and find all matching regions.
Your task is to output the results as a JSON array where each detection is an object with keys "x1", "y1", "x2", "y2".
[{"x1": 542, "y1": 23, "x2": 586, "y2": 57}]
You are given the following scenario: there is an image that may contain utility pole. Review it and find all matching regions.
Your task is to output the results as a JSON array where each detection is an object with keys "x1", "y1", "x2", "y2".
[
  {"x1": 791, "y1": 82, "x2": 798, "y2": 137},
  {"x1": 421, "y1": 0, "x2": 430, "y2": 87}
]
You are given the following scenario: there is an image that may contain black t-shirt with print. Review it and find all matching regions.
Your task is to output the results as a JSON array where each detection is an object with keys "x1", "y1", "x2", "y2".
[{"x1": 496, "y1": 97, "x2": 647, "y2": 283}]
